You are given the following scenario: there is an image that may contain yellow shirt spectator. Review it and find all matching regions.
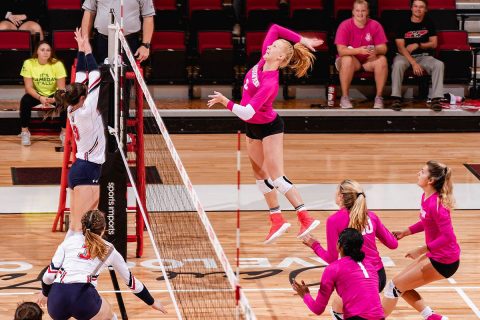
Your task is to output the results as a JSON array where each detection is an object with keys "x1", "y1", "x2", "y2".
[{"x1": 20, "y1": 58, "x2": 67, "y2": 97}]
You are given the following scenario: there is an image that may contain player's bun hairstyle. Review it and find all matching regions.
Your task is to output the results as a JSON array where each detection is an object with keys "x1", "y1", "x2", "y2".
[
  {"x1": 14, "y1": 301, "x2": 43, "y2": 320},
  {"x1": 426, "y1": 160, "x2": 455, "y2": 210},
  {"x1": 278, "y1": 39, "x2": 315, "y2": 78},
  {"x1": 338, "y1": 228, "x2": 365, "y2": 262},
  {"x1": 339, "y1": 179, "x2": 369, "y2": 232},
  {"x1": 81, "y1": 209, "x2": 109, "y2": 261}
]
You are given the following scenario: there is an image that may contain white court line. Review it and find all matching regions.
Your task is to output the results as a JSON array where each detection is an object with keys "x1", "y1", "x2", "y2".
[
  {"x1": 448, "y1": 277, "x2": 480, "y2": 318},
  {"x1": 2, "y1": 286, "x2": 480, "y2": 296}
]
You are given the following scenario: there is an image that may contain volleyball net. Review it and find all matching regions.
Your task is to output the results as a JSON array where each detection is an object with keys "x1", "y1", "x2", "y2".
[{"x1": 107, "y1": 23, "x2": 255, "y2": 319}]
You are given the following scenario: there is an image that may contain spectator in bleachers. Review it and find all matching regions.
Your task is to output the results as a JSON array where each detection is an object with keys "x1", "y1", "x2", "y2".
[
  {"x1": 14, "y1": 301, "x2": 43, "y2": 320},
  {"x1": 0, "y1": 0, "x2": 46, "y2": 41},
  {"x1": 391, "y1": 0, "x2": 444, "y2": 111},
  {"x1": 334, "y1": 0, "x2": 388, "y2": 109},
  {"x1": 19, "y1": 41, "x2": 67, "y2": 146},
  {"x1": 81, "y1": 0, "x2": 155, "y2": 64}
]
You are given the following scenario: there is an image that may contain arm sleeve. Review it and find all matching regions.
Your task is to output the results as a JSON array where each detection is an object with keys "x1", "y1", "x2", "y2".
[
  {"x1": 334, "y1": 21, "x2": 349, "y2": 46},
  {"x1": 427, "y1": 18, "x2": 437, "y2": 36},
  {"x1": 75, "y1": 51, "x2": 87, "y2": 84},
  {"x1": 54, "y1": 61, "x2": 67, "y2": 80},
  {"x1": 303, "y1": 266, "x2": 335, "y2": 315},
  {"x1": 427, "y1": 206, "x2": 456, "y2": 252},
  {"x1": 42, "y1": 243, "x2": 66, "y2": 296},
  {"x1": 261, "y1": 24, "x2": 302, "y2": 57},
  {"x1": 311, "y1": 217, "x2": 340, "y2": 263},
  {"x1": 226, "y1": 82, "x2": 276, "y2": 120},
  {"x1": 409, "y1": 220, "x2": 425, "y2": 234},
  {"x1": 110, "y1": 250, "x2": 155, "y2": 305},
  {"x1": 373, "y1": 214, "x2": 398, "y2": 249},
  {"x1": 373, "y1": 22, "x2": 388, "y2": 45},
  {"x1": 82, "y1": 0, "x2": 97, "y2": 12},
  {"x1": 20, "y1": 59, "x2": 32, "y2": 78}
]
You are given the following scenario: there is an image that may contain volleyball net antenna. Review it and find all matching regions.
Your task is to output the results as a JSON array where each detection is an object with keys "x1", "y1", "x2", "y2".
[{"x1": 107, "y1": 19, "x2": 255, "y2": 319}]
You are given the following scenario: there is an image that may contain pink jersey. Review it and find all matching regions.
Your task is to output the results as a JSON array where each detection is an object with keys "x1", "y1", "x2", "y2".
[
  {"x1": 226, "y1": 24, "x2": 301, "y2": 124},
  {"x1": 334, "y1": 18, "x2": 388, "y2": 63},
  {"x1": 311, "y1": 208, "x2": 398, "y2": 271},
  {"x1": 303, "y1": 257, "x2": 384, "y2": 318},
  {"x1": 408, "y1": 192, "x2": 460, "y2": 264}
]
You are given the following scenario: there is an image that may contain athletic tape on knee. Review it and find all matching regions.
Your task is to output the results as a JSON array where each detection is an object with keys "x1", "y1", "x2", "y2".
[
  {"x1": 273, "y1": 176, "x2": 293, "y2": 195},
  {"x1": 256, "y1": 179, "x2": 274, "y2": 194},
  {"x1": 384, "y1": 280, "x2": 402, "y2": 298}
]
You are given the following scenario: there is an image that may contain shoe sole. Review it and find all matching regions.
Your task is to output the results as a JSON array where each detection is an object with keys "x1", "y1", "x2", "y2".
[
  {"x1": 297, "y1": 220, "x2": 320, "y2": 238},
  {"x1": 340, "y1": 105, "x2": 353, "y2": 109},
  {"x1": 264, "y1": 223, "x2": 291, "y2": 244}
]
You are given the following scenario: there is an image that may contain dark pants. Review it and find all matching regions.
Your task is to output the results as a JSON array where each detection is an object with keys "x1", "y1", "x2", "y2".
[{"x1": 20, "y1": 94, "x2": 66, "y2": 128}]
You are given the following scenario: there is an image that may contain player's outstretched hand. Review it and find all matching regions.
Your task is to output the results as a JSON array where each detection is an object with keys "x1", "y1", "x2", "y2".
[
  {"x1": 292, "y1": 279, "x2": 310, "y2": 299},
  {"x1": 151, "y1": 299, "x2": 168, "y2": 314},
  {"x1": 207, "y1": 91, "x2": 228, "y2": 108},
  {"x1": 300, "y1": 37, "x2": 324, "y2": 52},
  {"x1": 301, "y1": 234, "x2": 317, "y2": 248}
]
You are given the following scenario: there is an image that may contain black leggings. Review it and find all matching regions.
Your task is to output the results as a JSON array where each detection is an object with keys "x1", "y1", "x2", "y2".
[{"x1": 20, "y1": 94, "x2": 66, "y2": 128}]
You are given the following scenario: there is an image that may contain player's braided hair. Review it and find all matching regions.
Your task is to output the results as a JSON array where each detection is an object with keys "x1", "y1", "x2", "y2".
[{"x1": 81, "y1": 209, "x2": 108, "y2": 260}]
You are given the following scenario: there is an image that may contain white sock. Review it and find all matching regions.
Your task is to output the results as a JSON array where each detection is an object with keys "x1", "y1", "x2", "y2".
[
  {"x1": 112, "y1": 313, "x2": 118, "y2": 320},
  {"x1": 421, "y1": 306, "x2": 434, "y2": 319}
]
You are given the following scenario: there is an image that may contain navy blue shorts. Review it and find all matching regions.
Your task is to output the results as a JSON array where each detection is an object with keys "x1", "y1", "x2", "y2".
[
  {"x1": 68, "y1": 159, "x2": 102, "y2": 189},
  {"x1": 245, "y1": 114, "x2": 284, "y2": 140},
  {"x1": 430, "y1": 258, "x2": 460, "y2": 278},
  {"x1": 47, "y1": 283, "x2": 102, "y2": 320}
]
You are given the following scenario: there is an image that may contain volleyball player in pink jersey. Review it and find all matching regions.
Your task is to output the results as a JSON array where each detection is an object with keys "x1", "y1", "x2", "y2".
[
  {"x1": 302, "y1": 179, "x2": 397, "y2": 319},
  {"x1": 207, "y1": 24, "x2": 323, "y2": 244},
  {"x1": 382, "y1": 161, "x2": 460, "y2": 320},
  {"x1": 293, "y1": 228, "x2": 385, "y2": 319}
]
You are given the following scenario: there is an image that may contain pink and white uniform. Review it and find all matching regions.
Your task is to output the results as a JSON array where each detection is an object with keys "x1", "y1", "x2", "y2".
[
  {"x1": 409, "y1": 192, "x2": 460, "y2": 264},
  {"x1": 303, "y1": 256, "x2": 385, "y2": 318},
  {"x1": 226, "y1": 24, "x2": 301, "y2": 124},
  {"x1": 312, "y1": 208, "x2": 398, "y2": 271}
]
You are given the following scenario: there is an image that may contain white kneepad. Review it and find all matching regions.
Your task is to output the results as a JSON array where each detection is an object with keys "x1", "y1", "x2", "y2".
[
  {"x1": 256, "y1": 179, "x2": 274, "y2": 194},
  {"x1": 272, "y1": 176, "x2": 293, "y2": 195},
  {"x1": 384, "y1": 280, "x2": 402, "y2": 299}
]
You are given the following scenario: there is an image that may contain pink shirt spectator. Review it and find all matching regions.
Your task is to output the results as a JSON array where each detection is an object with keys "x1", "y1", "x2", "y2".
[
  {"x1": 303, "y1": 257, "x2": 385, "y2": 318},
  {"x1": 226, "y1": 24, "x2": 301, "y2": 124},
  {"x1": 311, "y1": 208, "x2": 398, "y2": 271},
  {"x1": 408, "y1": 192, "x2": 460, "y2": 264},
  {"x1": 335, "y1": 18, "x2": 388, "y2": 63}
]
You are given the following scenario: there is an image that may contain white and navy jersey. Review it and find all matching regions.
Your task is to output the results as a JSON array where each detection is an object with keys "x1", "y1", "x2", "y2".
[
  {"x1": 68, "y1": 69, "x2": 105, "y2": 165},
  {"x1": 42, "y1": 233, "x2": 145, "y2": 295}
]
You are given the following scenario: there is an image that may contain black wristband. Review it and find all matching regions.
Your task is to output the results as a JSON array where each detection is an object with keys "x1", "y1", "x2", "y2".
[
  {"x1": 135, "y1": 285, "x2": 155, "y2": 305},
  {"x1": 140, "y1": 42, "x2": 150, "y2": 49},
  {"x1": 41, "y1": 280, "x2": 52, "y2": 297}
]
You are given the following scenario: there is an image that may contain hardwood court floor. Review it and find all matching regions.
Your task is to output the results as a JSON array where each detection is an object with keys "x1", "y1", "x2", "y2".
[{"x1": 0, "y1": 133, "x2": 479, "y2": 318}]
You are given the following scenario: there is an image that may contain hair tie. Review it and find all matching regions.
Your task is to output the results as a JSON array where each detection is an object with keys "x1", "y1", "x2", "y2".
[
  {"x1": 357, "y1": 192, "x2": 365, "y2": 197},
  {"x1": 86, "y1": 228, "x2": 91, "y2": 232}
]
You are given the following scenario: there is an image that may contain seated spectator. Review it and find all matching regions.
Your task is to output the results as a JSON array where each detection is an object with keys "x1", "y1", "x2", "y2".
[
  {"x1": 334, "y1": 0, "x2": 388, "y2": 109},
  {"x1": 0, "y1": 0, "x2": 46, "y2": 40},
  {"x1": 19, "y1": 41, "x2": 67, "y2": 146},
  {"x1": 391, "y1": 0, "x2": 444, "y2": 111},
  {"x1": 14, "y1": 301, "x2": 43, "y2": 320}
]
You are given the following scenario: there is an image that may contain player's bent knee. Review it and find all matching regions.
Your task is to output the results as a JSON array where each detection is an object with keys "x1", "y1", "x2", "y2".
[
  {"x1": 272, "y1": 176, "x2": 293, "y2": 194},
  {"x1": 256, "y1": 179, "x2": 274, "y2": 194},
  {"x1": 384, "y1": 280, "x2": 402, "y2": 299}
]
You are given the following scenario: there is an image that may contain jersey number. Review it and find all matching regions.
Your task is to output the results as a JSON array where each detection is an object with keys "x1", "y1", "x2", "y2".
[
  {"x1": 78, "y1": 245, "x2": 91, "y2": 260},
  {"x1": 72, "y1": 125, "x2": 80, "y2": 141},
  {"x1": 362, "y1": 217, "x2": 374, "y2": 235}
]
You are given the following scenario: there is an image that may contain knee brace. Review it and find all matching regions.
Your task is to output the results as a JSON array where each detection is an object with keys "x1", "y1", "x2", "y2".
[
  {"x1": 256, "y1": 179, "x2": 274, "y2": 194},
  {"x1": 272, "y1": 176, "x2": 293, "y2": 195},
  {"x1": 384, "y1": 280, "x2": 402, "y2": 299}
]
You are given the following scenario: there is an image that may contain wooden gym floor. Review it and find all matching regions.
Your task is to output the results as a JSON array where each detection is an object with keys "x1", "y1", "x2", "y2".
[{"x1": 0, "y1": 133, "x2": 479, "y2": 319}]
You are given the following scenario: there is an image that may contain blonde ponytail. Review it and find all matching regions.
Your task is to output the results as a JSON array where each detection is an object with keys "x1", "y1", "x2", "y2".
[
  {"x1": 81, "y1": 210, "x2": 108, "y2": 260},
  {"x1": 289, "y1": 43, "x2": 315, "y2": 78},
  {"x1": 339, "y1": 179, "x2": 369, "y2": 232},
  {"x1": 427, "y1": 161, "x2": 455, "y2": 210}
]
